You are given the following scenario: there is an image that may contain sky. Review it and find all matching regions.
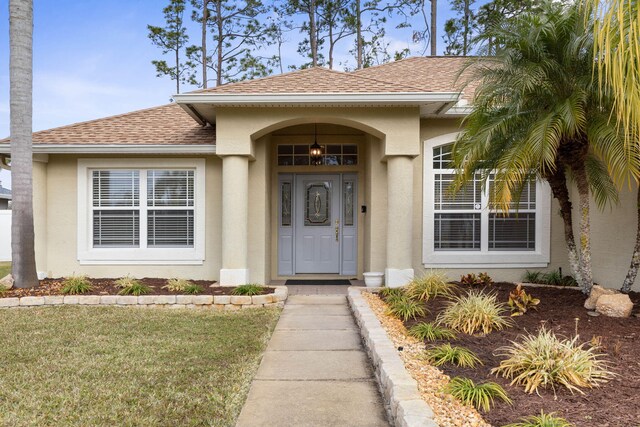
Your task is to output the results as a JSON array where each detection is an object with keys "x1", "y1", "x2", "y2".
[{"x1": 0, "y1": 0, "x2": 491, "y2": 189}]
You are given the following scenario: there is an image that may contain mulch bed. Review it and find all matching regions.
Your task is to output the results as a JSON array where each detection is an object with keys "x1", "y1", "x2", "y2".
[
  {"x1": 2, "y1": 277, "x2": 274, "y2": 298},
  {"x1": 389, "y1": 282, "x2": 640, "y2": 427}
]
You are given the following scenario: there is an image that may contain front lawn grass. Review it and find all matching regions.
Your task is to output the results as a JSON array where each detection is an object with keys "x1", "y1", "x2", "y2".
[
  {"x1": 0, "y1": 261, "x2": 10, "y2": 278},
  {"x1": 0, "y1": 306, "x2": 280, "y2": 427}
]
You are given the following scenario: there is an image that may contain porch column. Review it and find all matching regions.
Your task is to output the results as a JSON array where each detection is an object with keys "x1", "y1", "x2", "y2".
[
  {"x1": 385, "y1": 155, "x2": 415, "y2": 287},
  {"x1": 220, "y1": 155, "x2": 250, "y2": 285}
]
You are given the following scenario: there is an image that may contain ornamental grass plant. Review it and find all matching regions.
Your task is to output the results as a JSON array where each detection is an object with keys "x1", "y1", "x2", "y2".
[
  {"x1": 438, "y1": 290, "x2": 512, "y2": 335},
  {"x1": 407, "y1": 270, "x2": 457, "y2": 302},
  {"x1": 492, "y1": 327, "x2": 614, "y2": 395},
  {"x1": 444, "y1": 377, "x2": 511, "y2": 412}
]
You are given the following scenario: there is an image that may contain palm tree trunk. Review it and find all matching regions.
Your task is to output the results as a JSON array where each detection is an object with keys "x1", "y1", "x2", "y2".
[
  {"x1": 621, "y1": 183, "x2": 640, "y2": 293},
  {"x1": 573, "y1": 164, "x2": 594, "y2": 294},
  {"x1": 9, "y1": 0, "x2": 39, "y2": 288},
  {"x1": 546, "y1": 167, "x2": 583, "y2": 287}
]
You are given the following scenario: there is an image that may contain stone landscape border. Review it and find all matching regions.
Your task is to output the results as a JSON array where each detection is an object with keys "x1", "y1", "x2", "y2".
[
  {"x1": 348, "y1": 286, "x2": 437, "y2": 427},
  {"x1": 0, "y1": 286, "x2": 288, "y2": 310}
]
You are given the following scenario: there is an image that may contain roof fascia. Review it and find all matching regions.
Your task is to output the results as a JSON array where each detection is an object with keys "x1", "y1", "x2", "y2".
[
  {"x1": 173, "y1": 92, "x2": 461, "y2": 106},
  {"x1": 0, "y1": 144, "x2": 216, "y2": 154}
]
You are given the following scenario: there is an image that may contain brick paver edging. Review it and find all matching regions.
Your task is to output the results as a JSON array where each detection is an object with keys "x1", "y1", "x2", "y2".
[
  {"x1": 348, "y1": 287, "x2": 438, "y2": 427},
  {"x1": 0, "y1": 286, "x2": 288, "y2": 310}
]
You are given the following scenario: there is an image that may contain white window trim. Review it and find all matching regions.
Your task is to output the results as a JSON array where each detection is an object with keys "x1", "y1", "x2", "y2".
[
  {"x1": 77, "y1": 158, "x2": 206, "y2": 265},
  {"x1": 422, "y1": 133, "x2": 551, "y2": 268}
]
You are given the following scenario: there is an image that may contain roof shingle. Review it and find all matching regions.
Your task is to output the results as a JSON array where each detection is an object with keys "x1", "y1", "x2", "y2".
[
  {"x1": 1, "y1": 56, "x2": 479, "y2": 147},
  {"x1": 197, "y1": 66, "x2": 427, "y2": 94},
  {"x1": 354, "y1": 56, "x2": 479, "y2": 101},
  {"x1": 1, "y1": 103, "x2": 215, "y2": 145}
]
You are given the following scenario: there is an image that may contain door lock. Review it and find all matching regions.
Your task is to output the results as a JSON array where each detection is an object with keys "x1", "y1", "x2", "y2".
[{"x1": 335, "y1": 219, "x2": 340, "y2": 241}]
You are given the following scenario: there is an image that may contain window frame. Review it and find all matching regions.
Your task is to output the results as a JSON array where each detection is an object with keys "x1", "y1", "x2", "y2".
[
  {"x1": 422, "y1": 133, "x2": 551, "y2": 268},
  {"x1": 78, "y1": 159, "x2": 205, "y2": 265}
]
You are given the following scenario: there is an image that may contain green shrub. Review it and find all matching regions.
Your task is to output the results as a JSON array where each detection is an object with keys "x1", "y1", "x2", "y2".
[
  {"x1": 183, "y1": 283, "x2": 204, "y2": 295},
  {"x1": 502, "y1": 411, "x2": 573, "y2": 427},
  {"x1": 492, "y1": 328, "x2": 614, "y2": 394},
  {"x1": 543, "y1": 270, "x2": 564, "y2": 286},
  {"x1": 445, "y1": 377, "x2": 511, "y2": 412},
  {"x1": 385, "y1": 296, "x2": 427, "y2": 321},
  {"x1": 438, "y1": 290, "x2": 511, "y2": 335},
  {"x1": 407, "y1": 271, "x2": 457, "y2": 302},
  {"x1": 408, "y1": 322, "x2": 457, "y2": 341},
  {"x1": 522, "y1": 270, "x2": 544, "y2": 283},
  {"x1": 61, "y1": 275, "x2": 93, "y2": 295},
  {"x1": 232, "y1": 284, "x2": 264, "y2": 296},
  {"x1": 115, "y1": 276, "x2": 152, "y2": 296},
  {"x1": 460, "y1": 272, "x2": 494, "y2": 287},
  {"x1": 424, "y1": 343, "x2": 481, "y2": 368},
  {"x1": 378, "y1": 287, "x2": 407, "y2": 301},
  {"x1": 163, "y1": 278, "x2": 192, "y2": 292},
  {"x1": 508, "y1": 284, "x2": 540, "y2": 316}
]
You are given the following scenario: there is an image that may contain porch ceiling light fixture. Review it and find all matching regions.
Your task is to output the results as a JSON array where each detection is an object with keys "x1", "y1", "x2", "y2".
[{"x1": 310, "y1": 123, "x2": 323, "y2": 165}]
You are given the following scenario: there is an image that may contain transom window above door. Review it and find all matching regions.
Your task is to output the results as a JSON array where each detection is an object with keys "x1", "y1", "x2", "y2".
[
  {"x1": 423, "y1": 136, "x2": 551, "y2": 268},
  {"x1": 277, "y1": 144, "x2": 358, "y2": 166}
]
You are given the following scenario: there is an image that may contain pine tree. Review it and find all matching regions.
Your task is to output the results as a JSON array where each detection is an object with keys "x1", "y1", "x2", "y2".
[
  {"x1": 442, "y1": 0, "x2": 476, "y2": 56},
  {"x1": 148, "y1": 0, "x2": 191, "y2": 93},
  {"x1": 186, "y1": 0, "x2": 276, "y2": 86}
]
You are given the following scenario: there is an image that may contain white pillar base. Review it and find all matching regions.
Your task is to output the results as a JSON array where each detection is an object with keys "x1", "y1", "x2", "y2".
[
  {"x1": 219, "y1": 269, "x2": 250, "y2": 286},
  {"x1": 384, "y1": 268, "x2": 414, "y2": 288}
]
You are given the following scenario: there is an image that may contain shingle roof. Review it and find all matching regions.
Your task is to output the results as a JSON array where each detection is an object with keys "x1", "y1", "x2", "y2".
[
  {"x1": 197, "y1": 66, "x2": 427, "y2": 94},
  {"x1": 1, "y1": 56, "x2": 478, "y2": 147},
  {"x1": 354, "y1": 56, "x2": 479, "y2": 101},
  {"x1": 1, "y1": 103, "x2": 215, "y2": 145},
  {"x1": 0, "y1": 185, "x2": 10, "y2": 199}
]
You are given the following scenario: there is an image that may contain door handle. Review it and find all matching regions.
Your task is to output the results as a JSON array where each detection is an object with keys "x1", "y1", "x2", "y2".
[{"x1": 335, "y1": 219, "x2": 340, "y2": 241}]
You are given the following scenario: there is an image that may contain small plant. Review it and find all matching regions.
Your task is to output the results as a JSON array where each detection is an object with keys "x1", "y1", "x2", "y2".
[
  {"x1": 508, "y1": 284, "x2": 540, "y2": 316},
  {"x1": 492, "y1": 327, "x2": 614, "y2": 394},
  {"x1": 523, "y1": 270, "x2": 544, "y2": 283},
  {"x1": 378, "y1": 287, "x2": 406, "y2": 301},
  {"x1": 444, "y1": 377, "x2": 511, "y2": 412},
  {"x1": 115, "y1": 276, "x2": 152, "y2": 296},
  {"x1": 385, "y1": 296, "x2": 427, "y2": 321},
  {"x1": 543, "y1": 270, "x2": 564, "y2": 286},
  {"x1": 163, "y1": 278, "x2": 192, "y2": 292},
  {"x1": 61, "y1": 275, "x2": 93, "y2": 295},
  {"x1": 438, "y1": 290, "x2": 512, "y2": 335},
  {"x1": 424, "y1": 344, "x2": 481, "y2": 368},
  {"x1": 460, "y1": 273, "x2": 482, "y2": 286},
  {"x1": 502, "y1": 411, "x2": 573, "y2": 427},
  {"x1": 183, "y1": 283, "x2": 204, "y2": 295},
  {"x1": 460, "y1": 272, "x2": 493, "y2": 287},
  {"x1": 231, "y1": 284, "x2": 264, "y2": 296},
  {"x1": 409, "y1": 322, "x2": 457, "y2": 341},
  {"x1": 407, "y1": 271, "x2": 457, "y2": 302}
]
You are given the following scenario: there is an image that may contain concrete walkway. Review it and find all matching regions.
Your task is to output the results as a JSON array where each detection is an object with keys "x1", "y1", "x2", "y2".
[{"x1": 236, "y1": 293, "x2": 389, "y2": 427}]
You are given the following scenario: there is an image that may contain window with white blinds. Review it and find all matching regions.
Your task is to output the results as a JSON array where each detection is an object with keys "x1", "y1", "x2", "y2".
[
  {"x1": 91, "y1": 169, "x2": 195, "y2": 249},
  {"x1": 423, "y1": 136, "x2": 551, "y2": 268}
]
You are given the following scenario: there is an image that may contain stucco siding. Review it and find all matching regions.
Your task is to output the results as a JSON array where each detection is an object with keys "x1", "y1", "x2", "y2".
[{"x1": 41, "y1": 154, "x2": 222, "y2": 280}]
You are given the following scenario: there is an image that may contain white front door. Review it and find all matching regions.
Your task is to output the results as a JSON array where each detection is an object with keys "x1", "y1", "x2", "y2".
[{"x1": 294, "y1": 175, "x2": 341, "y2": 273}]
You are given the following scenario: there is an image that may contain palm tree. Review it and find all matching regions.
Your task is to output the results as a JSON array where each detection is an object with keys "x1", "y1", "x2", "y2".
[
  {"x1": 9, "y1": 0, "x2": 39, "y2": 288},
  {"x1": 586, "y1": 0, "x2": 640, "y2": 148},
  {"x1": 584, "y1": 0, "x2": 640, "y2": 292},
  {"x1": 453, "y1": 2, "x2": 638, "y2": 294}
]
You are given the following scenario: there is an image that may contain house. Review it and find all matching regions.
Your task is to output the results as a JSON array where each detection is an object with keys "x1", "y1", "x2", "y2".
[
  {"x1": 0, "y1": 181, "x2": 10, "y2": 210},
  {"x1": 0, "y1": 57, "x2": 636, "y2": 289}
]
